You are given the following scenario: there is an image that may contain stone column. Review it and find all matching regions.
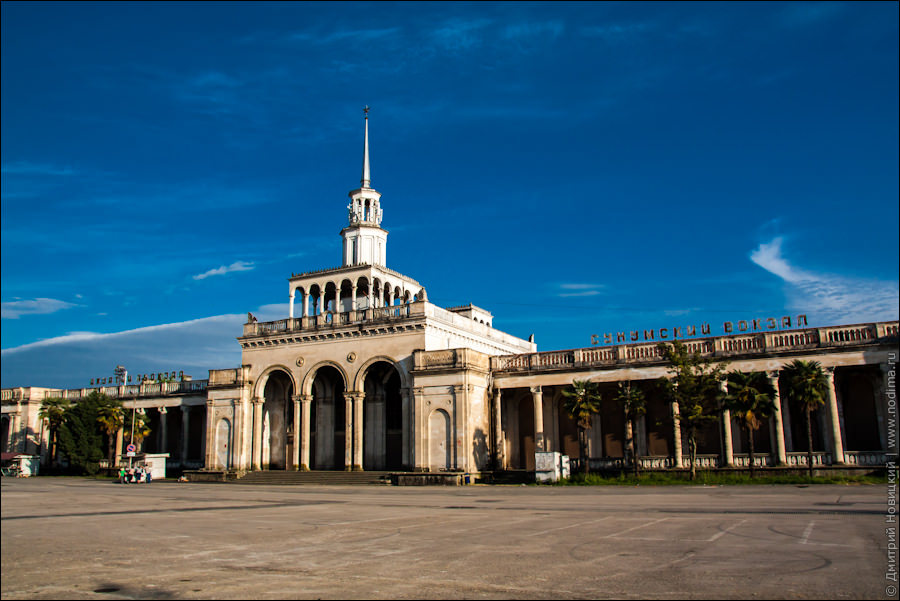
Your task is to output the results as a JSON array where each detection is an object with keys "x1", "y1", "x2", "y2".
[
  {"x1": 300, "y1": 395, "x2": 312, "y2": 471},
  {"x1": 251, "y1": 398, "x2": 263, "y2": 471},
  {"x1": 767, "y1": 371, "x2": 787, "y2": 465},
  {"x1": 672, "y1": 400, "x2": 683, "y2": 468},
  {"x1": 531, "y1": 386, "x2": 544, "y2": 452},
  {"x1": 344, "y1": 394, "x2": 354, "y2": 471},
  {"x1": 181, "y1": 406, "x2": 191, "y2": 465},
  {"x1": 11, "y1": 410, "x2": 21, "y2": 453},
  {"x1": 719, "y1": 380, "x2": 734, "y2": 467},
  {"x1": 289, "y1": 291, "x2": 295, "y2": 318},
  {"x1": 292, "y1": 396, "x2": 301, "y2": 470},
  {"x1": 205, "y1": 401, "x2": 215, "y2": 468},
  {"x1": 351, "y1": 283, "x2": 358, "y2": 311},
  {"x1": 301, "y1": 291, "x2": 308, "y2": 318},
  {"x1": 353, "y1": 393, "x2": 364, "y2": 471},
  {"x1": 400, "y1": 388, "x2": 410, "y2": 469},
  {"x1": 115, "y1": 427, "x2": 124, "y2": 467},
  {"x1": 492, "y1": 388, "x2": 503, "y2": 470},
  {"x1": 824, "y1": 368, "x2": 845, "y2": 464},
  {"x1": 159, "y1": 407, "x2": 168, "y2": 454}
]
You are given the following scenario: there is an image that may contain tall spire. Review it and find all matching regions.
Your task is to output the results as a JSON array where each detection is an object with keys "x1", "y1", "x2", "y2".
[{"x1": 361, "y1": 105, "x2": 371, "y2": 188}]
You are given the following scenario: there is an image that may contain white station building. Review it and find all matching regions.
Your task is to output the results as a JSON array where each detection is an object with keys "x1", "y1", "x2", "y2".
[{"x1": 2, "y1": 114, "x2": 897, "y2": 477}]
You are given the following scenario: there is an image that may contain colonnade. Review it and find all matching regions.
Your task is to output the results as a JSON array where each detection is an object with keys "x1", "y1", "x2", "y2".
[
  {"x1": 288, "y1": 277, "x2": 416, "y2": 319},
  {"x1": 245, "y1": 388, "x2": 411, "y2": 471},
  {"x1": 492, "y1": 363, "x2": 892, "y2": 470}
]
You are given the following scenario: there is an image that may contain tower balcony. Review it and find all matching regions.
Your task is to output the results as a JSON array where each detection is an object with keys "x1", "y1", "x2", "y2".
[{"x1": 242, "y1": 303, "x2": 420, "y2": 338}]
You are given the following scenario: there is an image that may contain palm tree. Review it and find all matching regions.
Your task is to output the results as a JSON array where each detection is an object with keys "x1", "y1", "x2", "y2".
[
  {"x1": 38, "y1": 397, "x2": 71, "y2": 467},
  {"x1": 561, "y1": 379, "x2": 602, "y2": 475},
  {"x1": 124, "y1": 410, "x2": 152, "y2": 451},
  {"x1": 615, "y1": 381, "x2": 646, "y2": 476},
  {"x1": 781, "y1": 360, "x2": 829, "y2": 477},
  {"x1": 96, "y1": 401, "x2": 124, "y2": 466},
  {"x1": 723, "y1": 371, "x2": 776, "y2": 478}
]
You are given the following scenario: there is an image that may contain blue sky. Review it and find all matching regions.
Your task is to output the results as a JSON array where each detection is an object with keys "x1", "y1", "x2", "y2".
[{"x1": 2, "y1": 1, "x2": 898, "y2": 388}]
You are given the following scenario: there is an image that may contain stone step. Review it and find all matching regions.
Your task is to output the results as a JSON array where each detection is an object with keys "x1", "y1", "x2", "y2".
[{"x1": 230, "y1": 470, "x2": 393, "y2": 485}]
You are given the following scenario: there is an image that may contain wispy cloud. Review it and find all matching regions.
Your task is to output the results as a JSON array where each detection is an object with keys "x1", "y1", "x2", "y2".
[
  {"x1": 1, "y1": 161, "x2": 78, "y2": 176},
  {"x1": 431, "y1": 18, "x2": 493, "y2": 52},
  {"x1": 1, "y1": 298, "x2": 78, "y2": 320},
  {"x1": 192, "y1": 261, "x2": 255, "y2": 281},
  {"x1": 288, "y1": 27, "x2": 402, "y2": 45},
  {"x1": 750, "y1": 237, "x2": 899, "y2": 324},
  {"x1": 1, "y1": 314, "x2": 247, "y2": 388},
  {"x1": 502, "y1": 21, "x2": 565, "y2": 41},
  {"x1": 556, "y1": 283, "x2": 606, "y2": 298}
]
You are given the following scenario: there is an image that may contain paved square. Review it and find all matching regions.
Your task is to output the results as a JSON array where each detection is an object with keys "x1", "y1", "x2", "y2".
[{"x1": 1, "y1": 478, "x2": 891, "y2": 599}]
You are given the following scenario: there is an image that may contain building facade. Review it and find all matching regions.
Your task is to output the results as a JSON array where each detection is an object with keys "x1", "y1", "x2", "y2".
[{"x1": 2, "y1": 115, "x2": 898, "y2": 474}]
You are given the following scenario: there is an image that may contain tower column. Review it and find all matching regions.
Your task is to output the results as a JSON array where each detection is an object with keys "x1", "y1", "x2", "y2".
[
  {"x1": 351, "y1": 282, "x2": 358, "y2": 312},
  {"x1": 289, "y1": 290, "x2": 295, "y2": 319}
]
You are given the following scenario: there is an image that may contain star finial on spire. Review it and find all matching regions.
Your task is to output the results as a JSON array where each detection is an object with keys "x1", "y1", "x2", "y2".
[{"x1": 364, "y1": 105, "x2": 369, "y2": 117}]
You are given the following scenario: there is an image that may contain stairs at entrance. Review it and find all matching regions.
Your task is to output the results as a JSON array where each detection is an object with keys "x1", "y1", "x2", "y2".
[{"x1": 231, "y1": 470, "x2": 393, "y2": 485}]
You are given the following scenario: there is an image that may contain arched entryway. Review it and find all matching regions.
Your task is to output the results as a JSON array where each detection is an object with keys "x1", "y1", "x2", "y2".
[
  {"x1": 262, "y1": 370, "x2": 293, "y2": 469},
  {"x1": 311, "y1": 365, "x2": 346, "y2": 470},
  {"x1": 361, "y1": 361, "x2": 403, "y2": 470}
]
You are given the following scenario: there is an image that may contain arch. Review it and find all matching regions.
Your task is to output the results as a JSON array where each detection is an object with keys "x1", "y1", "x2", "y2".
[
  {"x1": 358, "y1": 359, "x2": 406, "y2": 470},
  {"x1": 301, "y1": 361, "x2": 349, "y2": 397},
  {"x1": 215, "y1": 418, "x2": 232, "y2": 469},
  {"x1": 261, "y1": 369, "x2": 294, "y2": 470},
  {"x1": 310, "y1": 364, "x2": 347, "y2": 470},
  {"x1": 428, "y1": 409, "x2": 451, "y2": 471},
  {"x1": 253, "y1": 364, "x2": 299, "y2": 400},
  {"x1": 352, "y1": 355, "x2": 410, "y2": 392}
]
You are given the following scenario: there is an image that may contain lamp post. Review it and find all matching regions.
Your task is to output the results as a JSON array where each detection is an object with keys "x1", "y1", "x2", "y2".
[{"x1": 115, "y1": 365, "x2": 132, "y2": 468}]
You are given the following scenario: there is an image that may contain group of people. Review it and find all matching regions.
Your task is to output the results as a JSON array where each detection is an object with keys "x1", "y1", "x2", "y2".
[{"x1": 118, "y1": 466, "x2": 152, "y2": 484}]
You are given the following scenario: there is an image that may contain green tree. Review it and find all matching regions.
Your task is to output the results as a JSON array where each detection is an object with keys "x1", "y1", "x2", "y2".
[
  {"x1": 38, "y1": 396, "x2": 71, "y2": 468},
  {"x1": 781, "y1": 360, "x2": 829, "y2": 477},
  {"x1": 96, "y1": 399, "x2": 124, "y2": 466},
  {"x1": 57, "y1": 392, "x2": 108, "y2": 475},
  {"x1": 723, "y1": 371, "x2": 776, "y2": 478},
  {"x1": 561, "y1": 379, "x2": 602, "y2": 475},
  {"x1": 615, "y1": 381, "x2": 646, "y2": 476},
  {"x1": 657, "y1": 340, "x2": 728, "y2": 480}
]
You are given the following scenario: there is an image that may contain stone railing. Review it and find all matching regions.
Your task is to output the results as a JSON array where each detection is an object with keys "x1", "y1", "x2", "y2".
[
  {"x1": 492, "y1": 320, "x2": 898, "y2": 373},
  {"x1": 1, "y1": 380, "x2": 209, "y2": 403},
  {"x1": 732, "y1": 454, "x2": 776, "y2": 468},
  {"x1": 413, "y1": 348, "x2": 491, "y2": 372},
  {"x1": 785, "y1": 452, "x2": 832, "y2": 466},
  {"x1": 844, "y1": 451, "x2": 887, "y2": 466},
  {"x1": 243, "y1": 303, "x2": 417, "y2": 337}
]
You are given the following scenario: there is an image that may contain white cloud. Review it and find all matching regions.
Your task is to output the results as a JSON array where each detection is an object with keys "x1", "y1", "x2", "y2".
[
  {"x1": 1, "y1": 298, "x2": 77, "y2": 320},
  {"x1": 192, "y1": 261, "x2": 255, "y2": 280},
  {"x1": 750, "y1": 237, "x2": 899, "y2": 324},
  {"x1": 1, "y1": 314, "x2": 247, "y2": 388},
  {"x1": 556, "y1": 283, "x2": 605, "y2": 298}
]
